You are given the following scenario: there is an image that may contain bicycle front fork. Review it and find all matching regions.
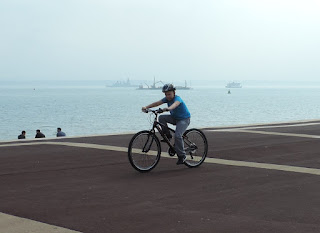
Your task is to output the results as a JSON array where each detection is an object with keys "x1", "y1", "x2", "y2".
[{"x1": 142, "y1": 132, "x2": 155, "y2": 153}]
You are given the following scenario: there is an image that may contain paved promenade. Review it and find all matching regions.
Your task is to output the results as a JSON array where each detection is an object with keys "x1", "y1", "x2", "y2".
[{"x1": 1, "y1": 120, "x2": 320, "y2": 233}]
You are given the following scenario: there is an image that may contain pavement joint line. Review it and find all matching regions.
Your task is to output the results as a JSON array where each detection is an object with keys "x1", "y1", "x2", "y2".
[
  {"x1": 202, "y1": 119, "x2": 320, "y2": 130},
  {"x1": 0, "y1": 142, "x2": 53, "y2": 148},
  {"x1": 2, "y1": 141, "x2": 320, "y2": 177},
  {"x1": 44, "y1": 142, "x2": 320, "y2": 176},
  {"x1": 209, "y1": 122, "x2": 320, "y2": 131},
  {"x1": 0, "y1": 212, "x2": 81, "y2": 233},
  {"x1": 214, "y1": 129, "x2": 320, "y2": 139},
  {"x1": 46, "y1": 142, "x2": 128, "y2": 152},
  {"x1": 231, "y1": 122, "x2": 320, "y2": 130},
  {"x1": 205, "y1": 157, "x2": 320, "y2": 176}
]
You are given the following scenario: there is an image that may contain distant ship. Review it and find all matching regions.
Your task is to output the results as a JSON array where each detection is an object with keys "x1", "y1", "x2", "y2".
[
  {"x1": 137, "y1": 77, "x2": 163, "y2": 90},
  {"x1": 226, "y1": 82, "x2": 242, "y2": 88},
  {"x1": 137, "y1": 78, "x2": 192, "y2": 90},
  {"x1": 108, "y1": 79, "x2": 138, "y2": 87},
  {"x1": 175, "y1": 80, "x2": 192, "y2": 90}
]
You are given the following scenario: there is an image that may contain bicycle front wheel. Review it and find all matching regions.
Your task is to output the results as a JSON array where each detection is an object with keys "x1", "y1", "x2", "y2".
[
  {"x1": 128, "y1": 130, "x2": 161, "y2": 172},
  {"x1": 183, "y1": 128, "x2": 208, "y2": 168}
]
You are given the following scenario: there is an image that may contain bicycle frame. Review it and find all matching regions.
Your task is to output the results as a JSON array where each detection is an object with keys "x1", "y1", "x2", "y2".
[
  {"x1": 147, "y1": 109, "x2": 195, "y2": 154},
  {"x1": 153, "y1": 119, "x2": 176, "y2": 151}
]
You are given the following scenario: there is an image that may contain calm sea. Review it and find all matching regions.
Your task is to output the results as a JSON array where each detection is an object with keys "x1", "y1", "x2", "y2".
[{"x1": 1, "y1": 85, "x2": 320, "y2": 141}]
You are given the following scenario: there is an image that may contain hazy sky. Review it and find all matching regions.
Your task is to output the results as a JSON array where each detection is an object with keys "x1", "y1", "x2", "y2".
[{"x1": 0, "y1": 0, "x2": 319, "y2": 81}]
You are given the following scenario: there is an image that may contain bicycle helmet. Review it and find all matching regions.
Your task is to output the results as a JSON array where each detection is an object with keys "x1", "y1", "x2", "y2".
[{"x1": 162, "y1": 84, "x2": 176, "y2": 93}]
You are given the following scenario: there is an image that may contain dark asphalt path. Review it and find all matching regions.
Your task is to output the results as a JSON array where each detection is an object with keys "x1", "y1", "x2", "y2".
[{"x1": 1, "y1": 120, "x2": 320, "y2": 233}]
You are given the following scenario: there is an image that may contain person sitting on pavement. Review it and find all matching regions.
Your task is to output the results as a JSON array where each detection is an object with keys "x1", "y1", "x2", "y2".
[
  {"x1": 56, "y1": 128, "x2": 66, "y2": 137},
  {"x1": 18, "y1": 131, "x2": 26, "y2": 139},
  {"x1": 35, "y1": 129, "x2": 45, "y2": 138}
]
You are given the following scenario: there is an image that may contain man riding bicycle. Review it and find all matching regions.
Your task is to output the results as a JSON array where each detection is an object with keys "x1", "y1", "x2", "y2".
[{"x1": 142, "y1": 84, "x2": 191, "y2": 165}]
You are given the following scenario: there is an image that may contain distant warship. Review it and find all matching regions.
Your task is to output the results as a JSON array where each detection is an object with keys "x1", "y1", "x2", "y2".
[
  {"x1": 108, "y1": 79, "x2": 138, "y2": 87},
  {"x1": 226, "y1": 82, "x2": 242, "y2": 88}
]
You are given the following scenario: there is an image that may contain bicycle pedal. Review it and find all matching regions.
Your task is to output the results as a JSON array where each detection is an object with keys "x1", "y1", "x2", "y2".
[{"x1": 168, "y1": 147, "x2": 176, "y2": 157}]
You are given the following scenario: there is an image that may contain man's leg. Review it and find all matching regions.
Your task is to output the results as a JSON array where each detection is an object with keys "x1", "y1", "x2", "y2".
[
  {"x1": 175, "y1": 118, "x2": 190, "y2": 164},
  {"x1": 158, "y1": 115, "x2": 176, "y2": 138}
]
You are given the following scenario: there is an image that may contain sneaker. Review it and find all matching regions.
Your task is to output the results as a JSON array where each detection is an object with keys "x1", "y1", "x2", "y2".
[{"x1": 176, "y1": 156, "x2": 187, "y2": 165}]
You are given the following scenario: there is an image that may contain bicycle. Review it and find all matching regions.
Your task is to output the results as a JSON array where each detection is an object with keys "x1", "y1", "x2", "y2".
[{"x1": 128, "y1": 108, "x2": 208, "y2": 172}]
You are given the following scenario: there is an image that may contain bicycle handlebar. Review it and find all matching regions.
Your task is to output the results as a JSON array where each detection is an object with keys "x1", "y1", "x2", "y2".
[{"x1": 144, "y1": 108, "x2": 168, "y2": 114}]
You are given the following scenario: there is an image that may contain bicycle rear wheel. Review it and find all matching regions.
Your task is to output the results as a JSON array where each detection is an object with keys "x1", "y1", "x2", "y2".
[
  {"x1": 183, "y1": 128, "x2": 208, "y2": 168},
  {"x1": 128, "y1": 130, "x2": 161, "y2": 172}
]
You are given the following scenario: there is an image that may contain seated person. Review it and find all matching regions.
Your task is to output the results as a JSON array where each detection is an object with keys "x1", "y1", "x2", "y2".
[
  {"x1": 35, "y1": 129, "x2": 45, "y2": 138},
  {"x1": 18, "y1": 131, "x2": 26, "y2": 139},
  {"x1": 56, "y1": 128, "x2": 66, "y2": 137}
]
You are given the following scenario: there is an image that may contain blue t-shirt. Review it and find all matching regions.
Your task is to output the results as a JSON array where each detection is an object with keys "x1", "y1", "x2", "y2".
[
  {"x1": 57, "y1": 131, "x2": 66, "y2": 137},
  {"x1": 162, "y1": 95, "x2": 191, "y2": 120}
]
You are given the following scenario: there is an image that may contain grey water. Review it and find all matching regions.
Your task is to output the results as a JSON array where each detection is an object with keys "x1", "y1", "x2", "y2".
[{"x1": 1, "y1": 85, "x2": 320, "y2": 141}]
